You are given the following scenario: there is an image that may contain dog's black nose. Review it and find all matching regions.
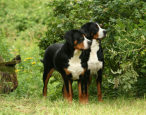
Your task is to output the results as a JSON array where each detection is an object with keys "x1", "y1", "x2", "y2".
[
  {"x1": 103, "y1": 30, "x2": 107, "y2": 36},
  {"x1": 88, "y1": 40, "x2": 92, "y2": 46}
]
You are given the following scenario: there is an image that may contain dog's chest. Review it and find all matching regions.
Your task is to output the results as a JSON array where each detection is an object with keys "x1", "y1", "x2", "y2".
[
  {"x1": 67, "y1": 50, "x2": 84, "y2": 80},
  {"x1": 88, "y1": 40, "x2": 103, "y2": 74}
]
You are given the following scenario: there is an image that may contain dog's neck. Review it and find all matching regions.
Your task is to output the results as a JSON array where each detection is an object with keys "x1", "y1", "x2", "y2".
[
  {"x1": 72, "y1": 49, "x2": 81, "y2": 60},
  {"x1": 92, "y1": 39, "x2": 101, "y2": 45},
  {"x1": 62, "y1": 42, "x2": 75, "y2": 56},
  {"x1": 90, "y1": 39, "x2": 101, "y2": 53},
  {"x1": 94, "y1": 38, "x2": 101, "y2": 43}
]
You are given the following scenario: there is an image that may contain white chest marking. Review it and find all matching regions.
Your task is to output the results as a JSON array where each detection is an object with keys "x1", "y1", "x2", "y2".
[
  {"x1": 67, "y1": 50, "x2": 84, "y2": 80},
  {"x1": 88, "y1": 39, "x2": 103, "y2": 75}
]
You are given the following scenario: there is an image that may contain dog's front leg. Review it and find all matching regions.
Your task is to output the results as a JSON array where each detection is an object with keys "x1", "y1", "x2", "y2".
[
  {"x1": 78, "y1": 80, "x2": 88, "y2": 104},
  {"x1": 63, "y1": 78, "x2": 73, "y2": 103},
  {"x1": 96, "y1": 69, "x2": 103, "y2": 102}
]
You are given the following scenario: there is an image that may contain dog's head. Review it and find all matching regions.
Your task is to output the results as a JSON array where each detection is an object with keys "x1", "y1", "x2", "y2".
[
  {"x1": 64, "y1": 30, "x2": 91, "y2": 50},
  {"x1": 81, "y1": 22, "x2": 107, "y2": 40}
]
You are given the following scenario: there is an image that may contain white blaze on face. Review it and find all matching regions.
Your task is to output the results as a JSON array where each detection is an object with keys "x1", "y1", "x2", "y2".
[
  {"x1": 96, "y1": 23, "x2": 106, "y2": 39},
  {"x1": 83, "y1": 36, "x2": 90, "y2": 49}
]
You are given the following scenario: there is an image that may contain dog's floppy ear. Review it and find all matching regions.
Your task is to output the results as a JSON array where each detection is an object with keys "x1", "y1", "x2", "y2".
[
  {"x1": 81, "y1": 23, "x2": 91, "y2": 38},
  {"x1": 64, "y1": 30, "x2": 73, "y2": 46},
  {"x1": 81, "y1": 22, "x2": 98, "y2": 39},
  {"x1": 80, "y1": 29, "x2": 87, "y2": 36},
  {"x1": 90, "y1": 22, "x2": 99, "y2": 35}
]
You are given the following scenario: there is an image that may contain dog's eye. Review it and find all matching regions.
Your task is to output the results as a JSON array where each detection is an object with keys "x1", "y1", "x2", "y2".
[
  {"x1": 82, "y1": 34, "x2": 85, "y2": 37},
  {"x1": 81, "y1": 37, "x2": 84, "y2": 41},
  {"x1": 77, "y1": 37, "x2": 84, "y2": 43}
]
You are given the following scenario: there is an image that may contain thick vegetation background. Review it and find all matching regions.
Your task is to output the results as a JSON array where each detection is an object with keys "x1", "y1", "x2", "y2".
[
  {"x1": 39, "y1": 0, "x2": 146, "y2": 97},
  {"x1": 0, "y1": 0, "x2": 146, "y2": 114}
]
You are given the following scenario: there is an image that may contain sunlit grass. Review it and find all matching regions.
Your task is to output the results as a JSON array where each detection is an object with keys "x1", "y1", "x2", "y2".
[{"x1": 0, "y1": 96, "x2": 146, "y2": 115}]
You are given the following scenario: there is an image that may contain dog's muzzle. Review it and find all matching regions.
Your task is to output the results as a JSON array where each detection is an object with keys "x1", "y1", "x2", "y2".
[
  {"x1": 103, "y1": 30, "x2": 107, "y2": 37},
  {"x1": 88, "y1": 40, "x2": 92, "y2": 46}
]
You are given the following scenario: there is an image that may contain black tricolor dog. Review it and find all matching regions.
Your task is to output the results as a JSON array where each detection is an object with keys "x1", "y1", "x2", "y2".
[
  {"x1": 42, "y1": 29, "x2": 91, "y2": 102},
  {"x1": 81, "y1": 22, "x2": 107, "y2": 101}
]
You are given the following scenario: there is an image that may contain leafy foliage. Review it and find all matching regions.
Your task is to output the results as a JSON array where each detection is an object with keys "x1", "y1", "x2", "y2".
[
  {"x1": 0, "y1": 29, "x2": 11, "y2": 61},
  {"x1": 39, "y1": 0, "x2": 94, "y2": 52}
]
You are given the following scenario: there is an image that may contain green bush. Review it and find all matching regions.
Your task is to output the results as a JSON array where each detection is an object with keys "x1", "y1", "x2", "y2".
[
  {"x1": 39, "y1": 0, "x2": 94, "y2": 52},
  {"x1": 0, "y1": 29, "x2": 11, "y2": 61},
  {"x1": 39, "y1": 0, "x2": 146, "y2": 97}
]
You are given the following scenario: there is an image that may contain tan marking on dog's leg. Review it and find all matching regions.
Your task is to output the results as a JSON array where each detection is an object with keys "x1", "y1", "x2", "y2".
[
  {"x1": 78, "y1": 81, "x2": 88, "y2": 104},
  {"x1": 63, "y1": 85, "x2": 68, "y2": 99},
  {"x1": 97, "y1": 82, "x2": 102, "y2": 102},
  {"x1": 63, "y1": 80, "x2": 73, "y2": 103},
  {"x1": 43, "y1": 68, "x2": 54, "y2": 96},
  {"x1": 68, "y1": 80, "x2": 73, "y2": 103},
  {"x1": 78, "y1": 81, "x2": 82, "y2": 102}
]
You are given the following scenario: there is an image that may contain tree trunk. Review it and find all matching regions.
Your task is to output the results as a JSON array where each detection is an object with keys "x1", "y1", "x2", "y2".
[{"x1": 0, "y1": 55, "x2": 21, "y2": 93}]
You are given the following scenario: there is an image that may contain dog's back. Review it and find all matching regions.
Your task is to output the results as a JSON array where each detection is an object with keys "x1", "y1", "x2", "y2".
[{"x1": 43, "y1": 43, "x2": 63, "y2": 67}]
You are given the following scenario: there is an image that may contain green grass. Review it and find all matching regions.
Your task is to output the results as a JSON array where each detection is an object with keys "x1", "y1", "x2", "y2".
[{"x1": 0, "y1": 96, "x2": 146, "y2": 115}]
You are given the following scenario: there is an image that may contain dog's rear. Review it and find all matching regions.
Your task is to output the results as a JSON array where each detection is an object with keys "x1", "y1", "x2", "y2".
[{"x1": 42, "y1": 43, "x2": 63, "y2": 96}]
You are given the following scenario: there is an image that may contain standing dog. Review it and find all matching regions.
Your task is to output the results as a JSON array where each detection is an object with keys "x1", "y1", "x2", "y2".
[
  {"x1": 81, "y1": 22, "x2": 107, "y2": 101},
  {"x1": 42, "y1": 29, "x2": 91, "y2": 103}
]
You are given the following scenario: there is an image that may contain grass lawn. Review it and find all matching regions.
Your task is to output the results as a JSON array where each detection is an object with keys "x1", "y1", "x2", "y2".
[{"x1": 0, "y1": 96, "x2": 146, "y2": 115}]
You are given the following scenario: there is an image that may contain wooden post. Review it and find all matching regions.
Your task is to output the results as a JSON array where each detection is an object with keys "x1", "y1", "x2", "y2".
[{"x1": 0, "y1": 55, "x2": 21, "y2": 93}]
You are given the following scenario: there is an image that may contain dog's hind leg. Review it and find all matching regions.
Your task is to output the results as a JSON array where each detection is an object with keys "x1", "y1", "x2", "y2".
[
  {"x1": 43, "y1": 67, "x2": 54, "y2": 96},
  {"x1": 96, "y1": 69, "x2": 102, "y2": 101}
]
